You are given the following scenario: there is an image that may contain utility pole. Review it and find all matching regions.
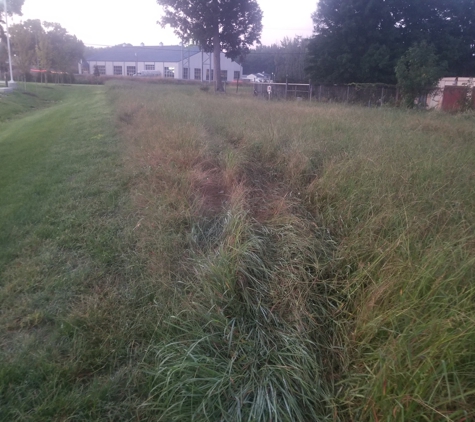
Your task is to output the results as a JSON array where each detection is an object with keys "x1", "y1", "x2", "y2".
[{"x1": 3, "y1": 0, "x2": 16, "y2": 88}]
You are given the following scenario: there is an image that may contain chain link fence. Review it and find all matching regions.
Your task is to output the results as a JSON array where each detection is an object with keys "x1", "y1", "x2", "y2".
[{"x1": 252, "y1": 82, "x2": 402, "y2": 106}]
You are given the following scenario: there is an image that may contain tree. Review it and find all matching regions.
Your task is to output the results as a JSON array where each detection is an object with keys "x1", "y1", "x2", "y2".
[
  {"x1": 10, "y1": 20, "x2": 84, "y2": 83},
  {"x1": 157, "y1": 0, "x2": 263, "y2": 91},
  {"x1": 395, "y1": 42, "x2": 446, "y2": 108},
  {"x1": 0, "y1": 0, "x2": 24, "y2": 79},
  {"x1": 276, "y1": 36, "x2": 308, "y2": 82},
  {"x1": 9, "y1": 23, "x2": 35, "y2": 83},
  {"x1": 306, "y1": 0, "x2": 398, "y2": 84},
  {"x1": 36, "y1": 31, "x2": 52, "y2": 83},
  {"x1": 0, "y1": 41, "x2": 8, "y2": 77},
  {"x1": 242, "y1": 44, "x2": 277, "y2": 76},
  {"x1": 243, "y1": 36, "x2": 310, "y2": 83},
  {"x1": 306, "y1": 0, "x2": 475, "y2": 84},
  {"x1": 43, "y1": 22, "x2": 84, "y2": 80},
  {"x1": 0, "y1": 0, "x2": 24, "y2": 41}
]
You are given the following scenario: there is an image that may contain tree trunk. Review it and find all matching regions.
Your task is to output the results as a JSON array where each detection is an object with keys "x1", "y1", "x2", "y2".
[{"x1": 213, "y1": 24, "x2": 223, "y2": 92}]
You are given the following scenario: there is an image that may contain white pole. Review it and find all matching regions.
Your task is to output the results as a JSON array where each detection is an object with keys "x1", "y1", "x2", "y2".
[{"x1": 3, "y1": 0, "x2": 15, "y2": 85}]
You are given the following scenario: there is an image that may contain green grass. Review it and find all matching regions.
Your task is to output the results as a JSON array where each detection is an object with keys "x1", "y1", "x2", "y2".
[
  {"x1": 0, "y1": 84, "x2": 149, "y2": 420},
  {"x1": 314, "y1": 112, "x2": 475, "y2": 420},
  {"x1": 0, "y1": 84, "x2": 65, "y2": 122},
  {"x1": 1, "y1": 80, "x2": 475, "y2": 420}
]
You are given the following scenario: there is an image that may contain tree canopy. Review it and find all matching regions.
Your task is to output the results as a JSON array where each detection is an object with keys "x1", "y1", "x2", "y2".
[
  {"x1": 9, "y1": 19, "x2": 84, "y2": 81},
  {"x1": 0, "y1": 0, "x2": 24, "y2": 15},
  {"x1": 395, "y1": 41, "x2": 447, "y2": 107},
  {"x1": 306, "y1": 0, "x2": 475, "y2": 84},
  {"x1": 0, "y1": 0, "x2": 24, "y2": 42},
  {"x1": 157, "y1": 0, "x2": 263, "y2": 91},
  {"x1": 8, "y1": 22, "x2": 34, "y2": 77},
  {"x1": 243, "y1": 36, "x2": 309, "y2": 83}
]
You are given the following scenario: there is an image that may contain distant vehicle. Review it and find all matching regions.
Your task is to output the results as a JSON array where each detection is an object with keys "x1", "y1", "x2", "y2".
[{"x1": 133, "y1": 70, "x2": 162, "y2": 77}]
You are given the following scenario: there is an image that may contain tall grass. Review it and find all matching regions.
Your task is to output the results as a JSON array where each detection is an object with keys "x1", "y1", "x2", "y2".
[
  {"x1": 110, "y1": 81, "x2": 346, "y2": 420},
  {"x1": 112, "y1": 80, "x2": 475, "y2": 420},
  {"x1": 313, "y1": 113, "x2": 475, "y2": 420},
  {"x1": 2, "y1": 79, "x2": 474, "y2": 420}
]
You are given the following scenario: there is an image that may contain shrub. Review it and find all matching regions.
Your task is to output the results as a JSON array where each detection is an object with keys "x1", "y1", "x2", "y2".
[{"x1": 395, "y1": 42, "x2": 447, "y2": 108}]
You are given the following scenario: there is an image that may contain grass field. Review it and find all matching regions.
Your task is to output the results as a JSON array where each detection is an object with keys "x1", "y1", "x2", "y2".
[{"x1": 1, "y1": 81, "x2": 474, "y2": 421}]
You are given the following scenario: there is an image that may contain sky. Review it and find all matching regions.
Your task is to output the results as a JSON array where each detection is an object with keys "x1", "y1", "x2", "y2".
[{"x1": 12, "y1": 0, "x2": 316, "y2": 47}]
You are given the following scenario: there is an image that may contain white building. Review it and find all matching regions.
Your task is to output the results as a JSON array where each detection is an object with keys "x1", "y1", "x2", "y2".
[
  {"x1": 79, "y1": 45, "x2": 243, "y2": 82},
  {"x1": 242, "y1": 72, "x2": 272, "y2": 82}
]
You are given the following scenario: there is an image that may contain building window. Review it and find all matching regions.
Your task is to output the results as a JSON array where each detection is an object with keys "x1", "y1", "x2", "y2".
[
  {"x1": 183, "y1": 67, "x2": 189, "y2": 79},
  {"x1": 97, "y1": 65, "x2": 106, "y2": 75},
  {"x1": 126, "y1": 66, "x2": 136, "y2": 76},
  {"x1": 220, "y1": 70, "x2": 228, "y2": 81},
  {"x1": 164, "y1": 67, "x2": 175, "y2": 78},
  {"x1": 113, "y1": 66, "x2": 123, "y2": 76},
  {"x1": 145, "y1": 64, "x2": 155, "y2": 70},
  {"x1": 234, "y1": 71, "x2": 240, "y2": 80},
  {"x1": 206, "y1": 69, "x2": 214, "y2": 81},
  {"x1": 194, "y1": 68, "x2": 201, "y2": 80}
]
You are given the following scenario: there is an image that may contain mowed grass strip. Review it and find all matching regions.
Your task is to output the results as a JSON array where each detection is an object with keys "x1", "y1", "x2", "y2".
[
  {"x1": 0, "y1": 84, "x2": 65, "y2": 122},
  {"x1": 0, "y1": 85, "x2": 151, "y2": 420}
]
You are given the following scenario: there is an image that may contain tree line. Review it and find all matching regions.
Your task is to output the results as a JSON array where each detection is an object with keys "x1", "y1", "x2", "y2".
[
  {"x1": 2, "y1": 0, "x2": 474, "y2": 104},
  {"x1": 7, "y1": 20, "x2": 84, "y2": 82},
  {"x1": 241, "y1": 36, "x2": 309, "y2": 83},
  {"x1": 306, "y1": 0, "x2": 475, "y2": 85},
  {"x1": 158, "y1": 0, "x2": 474, "y2": 104},
  {"x1": 1, "y1": 0, "x2": 84, "y2": 83}
]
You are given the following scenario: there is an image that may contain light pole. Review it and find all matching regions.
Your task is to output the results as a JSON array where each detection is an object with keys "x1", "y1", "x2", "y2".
[{"x1": 3, "y1": 0, "x2": 16, "y2": 88}]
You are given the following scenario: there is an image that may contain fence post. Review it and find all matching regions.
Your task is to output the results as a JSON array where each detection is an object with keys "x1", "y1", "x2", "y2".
[
  {"x1": 309, "y1": 79, "x2": 312, "y2": 101},
  {"x1": 381, "y1": 87, "x2": 384, "y2": 106},
  {"x1": 346, "y1": 85, "x2": 350, "y2": 103},
  {"x1": 285, "y1": 75, "x2": 288, "y2": 100},
  {"x1": 319, "y1": 85, "x2": 322, "y2": 101}
]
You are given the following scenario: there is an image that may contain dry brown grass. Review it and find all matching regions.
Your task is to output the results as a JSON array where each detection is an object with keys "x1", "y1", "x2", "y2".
[
  {"x1": 104, "y1": 80, "x2": 475, "y2": 420},
  {"x1": 108, "y1": 80, "x2": 342, "y2": 420}
]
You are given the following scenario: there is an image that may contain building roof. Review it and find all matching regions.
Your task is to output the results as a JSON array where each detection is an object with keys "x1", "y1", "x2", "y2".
[{"x1": 86, "y1": 45, "x2": 201, "y2": 63}]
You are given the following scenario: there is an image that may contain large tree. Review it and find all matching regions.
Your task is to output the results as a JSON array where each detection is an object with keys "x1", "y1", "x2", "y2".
[
  {"x1": 0, "y1": 0, "x2": 24, "y2": 40},
  {"x1": 36, "y1": 31, "x2": 52, "y2": 83},
  {"x1": 306, "y1": 0, "x2": 475, "y2": 84},
  {"x1": 43, "y1": 22, "x2": 84, "y2": 76},
  {"x1": 395, "y1": 41, "x2": 447, "y2": 108},
  {"x1": 10, "y1": 19, "x2": 84, "y2": 82},
  {"x1": 157, "y1": 0, "x2": 263, "y2": 91},
  {"x1": 243, "y1": 36, "x2": 310, "y2": 83},
  {"x1": 0, "y1": 0, "x2": 24, "y2": 78},
  {"x1": 9, "y1": 23, "x2": 35, "y2": 82}
]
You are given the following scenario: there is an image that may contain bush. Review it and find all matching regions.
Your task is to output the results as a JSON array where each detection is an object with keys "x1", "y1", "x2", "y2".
[{"x1": 395, "y1": 42, "x2": 446, "y2": 108}]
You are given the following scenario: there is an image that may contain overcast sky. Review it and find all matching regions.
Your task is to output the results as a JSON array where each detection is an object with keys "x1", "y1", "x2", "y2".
[{"x1": 12, "y1": 0, "x2": 316, "y2": 47}]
